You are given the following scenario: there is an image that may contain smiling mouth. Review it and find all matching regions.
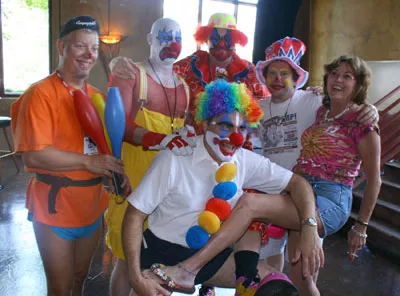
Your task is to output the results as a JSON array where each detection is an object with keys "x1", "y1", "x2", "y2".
[
  {"x1": 219, "y1": 141, "x2": 237, "y2": 155},
  {"x1": 270, "y1": 84, "x2": 285, "y2": 90},
  {"x1": 332, "y1": 86, "x2": 343, "y2": 92},
  {"x1": 77, "y1": 60, "x2": 92, "y2": 70}
]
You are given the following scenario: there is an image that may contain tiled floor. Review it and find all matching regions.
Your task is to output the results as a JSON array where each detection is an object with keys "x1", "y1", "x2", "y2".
[{"x1": 1, "y1": 156, "x2": 400, "y2": 296}]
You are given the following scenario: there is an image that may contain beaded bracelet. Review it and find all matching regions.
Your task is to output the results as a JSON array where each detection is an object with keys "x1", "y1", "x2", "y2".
[{"x1": 350, "y1": 225, "x2": 368, "y2": 238}]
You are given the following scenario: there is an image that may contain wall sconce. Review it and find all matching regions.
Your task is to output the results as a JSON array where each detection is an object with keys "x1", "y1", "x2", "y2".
[
  {"x1": 98, "y1": 0, "x2": 126, "y2": 77},
  {"x1": 100, "y1": 35, "x2": 122, "y2": 45}
]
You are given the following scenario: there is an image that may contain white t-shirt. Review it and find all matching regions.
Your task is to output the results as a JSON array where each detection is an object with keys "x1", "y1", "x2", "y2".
[
  {"x1": 128, "y1": 136, "x2": 293, "y2": 248},
  {"x1": 258, "y1": 90, "x2": 322, "y2": 170}
]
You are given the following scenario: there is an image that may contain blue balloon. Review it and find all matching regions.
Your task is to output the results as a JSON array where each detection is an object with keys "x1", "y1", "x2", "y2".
[
  {"x1": 212, "y1": 182, "x2": 237, "y2": 201},
  {"x1": 105, "y1": 87, "x2": 125, "y2": 159},
  {"x1": 186, "y1": 225, "x2": 209, "y2": 250}
]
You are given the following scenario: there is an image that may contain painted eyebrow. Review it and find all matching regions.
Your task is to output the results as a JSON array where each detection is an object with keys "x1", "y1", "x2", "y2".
[{"x1": 217, "y1": 121, "x2": 234, "y2": 126}]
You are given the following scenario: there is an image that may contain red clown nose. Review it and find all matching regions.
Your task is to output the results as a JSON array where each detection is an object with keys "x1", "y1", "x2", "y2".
[
  {"x1": 229, "y1": 132, "x2": 244, "y2": 146},
  {"x1": 170, "y1": 42, "x2": 182, "y2": 52}
]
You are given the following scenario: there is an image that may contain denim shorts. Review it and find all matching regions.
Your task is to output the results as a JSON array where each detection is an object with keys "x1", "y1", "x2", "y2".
[{"x1": 303, "y1": 175, "x2": 352, "y2": 237}]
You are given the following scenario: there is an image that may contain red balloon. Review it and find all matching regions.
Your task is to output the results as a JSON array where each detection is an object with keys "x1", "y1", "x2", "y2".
[
  {"x1": 73, "y1": 90, "x2": 111, "y2": 155},
  {"x1": 206, "y1": 198, "x2": 231, "y2": 221}
]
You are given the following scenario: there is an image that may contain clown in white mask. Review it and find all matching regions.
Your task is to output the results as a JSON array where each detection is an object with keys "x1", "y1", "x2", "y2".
[
  {"x1": 148, "y1": 18, "x2": 182, "y2": 66},
  {"x1": 105, "y1": 17, "x2": 194, "y2": 296}
]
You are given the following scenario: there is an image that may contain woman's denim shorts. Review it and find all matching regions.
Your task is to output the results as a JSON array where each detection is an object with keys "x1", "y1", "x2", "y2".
[{"x1": 303, "y1": 175, "x2": 352, "y2": 237}]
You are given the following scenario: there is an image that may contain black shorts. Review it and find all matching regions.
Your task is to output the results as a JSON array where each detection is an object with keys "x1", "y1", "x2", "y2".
[{"x1": 141, "y1": 229, "x2": 233, "y2": 284}]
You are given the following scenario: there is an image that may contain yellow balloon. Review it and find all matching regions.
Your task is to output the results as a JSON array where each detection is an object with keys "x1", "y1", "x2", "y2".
[
  {"x1": 198, "y1": 211, "x2": 220, "y2": 234},
  {"x1": 215, "y1": 163, "x2": 237, "y2": 183},
  {"x1": 91, "y1": 93, "x2": 112, "y2": 152}
]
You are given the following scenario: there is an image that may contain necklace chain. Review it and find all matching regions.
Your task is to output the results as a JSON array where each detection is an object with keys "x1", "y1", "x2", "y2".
[
  {"x1": 323, "y1": 105, "x2": 350, "y2": 122},
  {"x1": 55, "y1": 70, "x2": 88, "y2": 97},
  {"x1": 269, "y1": 97, "x2": 293, "y2": 124},
  {"x1": 147, "y1": 59, "x2": 177, "y2": 133}
]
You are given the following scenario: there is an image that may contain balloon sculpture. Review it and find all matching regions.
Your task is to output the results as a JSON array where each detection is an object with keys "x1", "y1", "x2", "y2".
[
  {"x1": 104, "y1": 87, "x2": 126, "y2": 196},
  {"x1": 73, "y1": 89, "x2": 125, "y2": 197},
  {"x1": 91, "y1": 93, "x2": 112, "y2": 152}
]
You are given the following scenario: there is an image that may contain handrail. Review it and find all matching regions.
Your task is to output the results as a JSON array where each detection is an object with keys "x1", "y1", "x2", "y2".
[
  {"x1": 354, "y1": 86, "x2": 400, "y2": 189},
  {"x1": 374, "y1": 85, "x2": 400, "y2": 107}
]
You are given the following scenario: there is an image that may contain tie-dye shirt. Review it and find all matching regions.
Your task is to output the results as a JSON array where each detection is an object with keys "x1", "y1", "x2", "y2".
[{"x1": 293, "y1": 106, "x2": 374, "y2": 187}]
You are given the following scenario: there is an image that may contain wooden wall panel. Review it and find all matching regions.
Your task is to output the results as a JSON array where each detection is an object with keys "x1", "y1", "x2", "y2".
[{"x1": 50, "y1": 0, "x2": 163, "y2": 92}]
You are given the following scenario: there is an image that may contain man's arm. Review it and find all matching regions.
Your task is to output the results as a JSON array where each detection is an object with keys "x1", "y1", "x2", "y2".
[
  {"x1": 23, "y1": 146, "x2": 124, "y2": 177},
  {"x1": 122, "y1": 204, "x2": 171, "y2": 295},
  {"x1": 351, "y1": 103, "x2": 379, "y2": 125},
  {"x1": 284, "y1": 174, "x2": 325, "y2": 276},
  {"x1": 284, "y1": 174, "x2": 317, "y2": 228}
]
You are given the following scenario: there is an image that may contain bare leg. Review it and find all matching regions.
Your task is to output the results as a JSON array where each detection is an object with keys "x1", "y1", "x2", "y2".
[
  {"x1": 72, "y1": 225, "x2": 102, "y2": 296},
  {"x1": 234, "y1": 230, "x2": 261, "y2": 253},
  {"x1": 110, "y1": 258, "x2": 132, "y2": 296},
  {"x1": 142, "y1": 253, "x2": 279, "y2": 289},
  {"x1": 33, "y1": 221, "x2": 74, "y2": 296},
  {"x1": 287, "y1": 230, "x2": 320, "y2": 296},
  {"x1": 180, "y1": 193, "x2": 301, "y2": 276},
  {"x1": 147, "y1": 193, "x2": 302, "y2": 288},
  {"x1": 287, "y1": 210, "x2": 324, "y2": 296},
  {"x1": 266, "y1": 253, "x2": 285, "y2": 272}
]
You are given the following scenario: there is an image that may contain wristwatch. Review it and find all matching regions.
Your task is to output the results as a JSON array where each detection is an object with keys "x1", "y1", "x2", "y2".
[{"x1": 302, "y1": 217, "x2": 318, "y2": 227}]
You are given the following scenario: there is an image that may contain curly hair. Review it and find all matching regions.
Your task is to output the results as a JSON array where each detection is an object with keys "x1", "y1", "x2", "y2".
[
  {"x1": 193, "y1": 26, "x2": 248, "y2": 47},
  {"x1": 322, "y1": 55, "x2": 372, "y2": 107},
  {"x1": 195, "y1": 80, "x2": 263, "y2": 127}
]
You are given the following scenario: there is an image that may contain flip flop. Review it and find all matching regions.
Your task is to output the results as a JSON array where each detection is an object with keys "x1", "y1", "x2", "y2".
[
  {"x1": 150, "y1": 263, "x2": 196, "y2": 294},
  {"x1": 254, "y1": 272, "x2": 299, "y2": 296}
]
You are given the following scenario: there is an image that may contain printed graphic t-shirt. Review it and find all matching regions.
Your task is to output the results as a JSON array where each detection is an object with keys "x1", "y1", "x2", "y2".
[{"x1": 258, "y1": 90, "x2": 322, "y2": 170}]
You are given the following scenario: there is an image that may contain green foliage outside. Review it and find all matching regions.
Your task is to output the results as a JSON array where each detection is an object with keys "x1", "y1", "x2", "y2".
[
  {"x1": 23, "y1": 0, "x2": 48, "y2": 10},
  {"x1": 1, "y1": 0, "x2": 49, "y2": 93}
]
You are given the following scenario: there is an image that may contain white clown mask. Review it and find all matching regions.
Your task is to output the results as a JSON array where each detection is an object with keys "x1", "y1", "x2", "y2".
[{"x1": 148, "y1": 18, "x2": 182, "y2": 66}]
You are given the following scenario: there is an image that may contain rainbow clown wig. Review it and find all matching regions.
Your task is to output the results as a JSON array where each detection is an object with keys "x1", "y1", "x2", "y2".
[{"x1": 195, "y1": 80, "x2": 263, "y2": 128}]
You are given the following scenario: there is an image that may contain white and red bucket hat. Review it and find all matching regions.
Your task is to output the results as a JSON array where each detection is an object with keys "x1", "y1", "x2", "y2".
[{"x1": 256, "y1": 37, "x2": 309, "y2": 89}]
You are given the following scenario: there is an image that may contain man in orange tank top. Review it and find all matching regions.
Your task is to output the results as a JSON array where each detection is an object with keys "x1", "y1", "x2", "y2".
[{"x1": 11, "y1": 16, "x2": 127, "y2": 295}]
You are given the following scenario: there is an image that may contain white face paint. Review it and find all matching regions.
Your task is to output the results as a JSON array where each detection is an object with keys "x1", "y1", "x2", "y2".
[
  {"x1": 235, "y1": 111, "x2": 239, "y2": 126},
  {"x1": 205, "y1": 131, "x2": 234, "y2": 163},
  {"x1": 149, "y1": 18, "x2": 182, "y2": 66},
  {"x1": 204, "y1": 111, "x2": 246, "y2": 163}
]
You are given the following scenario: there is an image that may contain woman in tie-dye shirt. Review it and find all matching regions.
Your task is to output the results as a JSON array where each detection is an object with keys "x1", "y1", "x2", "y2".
[{"x1": 293, "y1": 55, "x2": 381, "y2": 260}]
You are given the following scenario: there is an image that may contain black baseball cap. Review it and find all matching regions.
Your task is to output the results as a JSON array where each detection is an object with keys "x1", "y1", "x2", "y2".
[{"x1": 59, "y1": 15, "x2": 100, "y2": 39}]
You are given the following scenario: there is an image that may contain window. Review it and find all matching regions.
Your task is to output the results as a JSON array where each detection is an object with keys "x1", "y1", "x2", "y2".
[
  {"x1": 163, "y1": 0, "x2": 258, "y2": 62},
  {"x1": 0, "y1": 0, "x2": 50, "y2": 96}
]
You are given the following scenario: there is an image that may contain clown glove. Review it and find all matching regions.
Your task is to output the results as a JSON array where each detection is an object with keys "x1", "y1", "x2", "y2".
[
  {"x1": 142, "y1": 131, "x2": 196, "y2": 156},
  {"x1": 178, "y1": 125, "x2": 197, "y2": 147}
]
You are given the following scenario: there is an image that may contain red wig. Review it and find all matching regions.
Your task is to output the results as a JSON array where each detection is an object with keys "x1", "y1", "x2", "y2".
[{"x1": 194, "y1": 25, "x2": 248, "y2": 47}]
